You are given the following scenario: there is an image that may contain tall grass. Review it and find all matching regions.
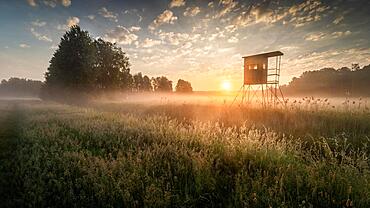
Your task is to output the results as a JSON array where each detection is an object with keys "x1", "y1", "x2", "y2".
[
  {"x1": 0, "y1": 101, "x2": 369, "y2": 207},
  {"x1": 91, "y1": 102, "x2": 370, "y2": 147}
]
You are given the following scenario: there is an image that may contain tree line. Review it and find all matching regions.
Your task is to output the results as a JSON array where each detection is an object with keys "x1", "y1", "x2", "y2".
[
  {"x1": 41, "y1": 26, "x2": 192, "y2": 102},
  {"x1": 281, "y1": 64, "x2": 370, "y2": 97},
  {"x1": 3, "y1": 63, "x2": 370, "y2": 99},
  {"x1": 0, "y1": 78, "x2": 43, "y2": 97}
]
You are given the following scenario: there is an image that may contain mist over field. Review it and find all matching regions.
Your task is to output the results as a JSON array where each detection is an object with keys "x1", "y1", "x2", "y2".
[{"x1": 1, "y1": 0, "x2": 370, "y2": 207}]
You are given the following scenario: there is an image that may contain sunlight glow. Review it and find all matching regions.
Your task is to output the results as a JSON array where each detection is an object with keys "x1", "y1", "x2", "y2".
[{"x1": 221, "y1": 81, "x2": 232, "y2": 91}]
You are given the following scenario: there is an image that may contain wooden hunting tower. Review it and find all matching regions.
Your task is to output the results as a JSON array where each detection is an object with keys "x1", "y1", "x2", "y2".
[{"x1": 233, "y1": 51, "x2": 285, "y2": 107}]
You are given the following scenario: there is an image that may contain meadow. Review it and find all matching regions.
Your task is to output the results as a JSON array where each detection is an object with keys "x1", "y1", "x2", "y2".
[{"x1": 0, "y1": 97, "x2": 370, "y2": 207}]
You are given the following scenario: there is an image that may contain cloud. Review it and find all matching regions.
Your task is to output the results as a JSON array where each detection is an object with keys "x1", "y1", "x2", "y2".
[
  {"x1": 67, "y1": 16, "x2": 79, "y2": 27},
  {"x1": 305, "y1": 30, "x2": 351, "y2": 41},
  {"x1": 31, "y1": 19, "x2": 46, "y2": 27},
  {"x1": 141, "y1": 38, "x2": 162, "y2": 48},
  {"x1": 123, "y1": 9, "x2": 143, "y2": 23},
  {"x1": 61, "y1": 0, "x2": 71, "y2": 7},
  {"x1": 99, "y1": 7, "x2": 118, "y2": 22},
  {"x1": 233, "y1": 0, "x2": 330, "y2": 29},
  {"x1": 284, "y1": 48, "x2": 370, "y2": 79},
  {"x1": 27, "y1": 0, "x2": 36, "y2": 7},
  {"x1": 19, "y1": 43, "x2": 30, "y2": 48},
  {"x1": 213, "y1": 0, "x2": 238, "y2": 19},
  {"x1": 286, "y1": 0, "x2": 330, "y2": 27},
  {"x1": 331, "y1": 30, "x2": 351, "y2": 38},
  {"x1": 27, "y1": 0, "x2": 72, "y2": 8},
  {"x1": 333, "y1": 15, "x2": 344, "y2": 24},
  {"x1": 281, "y1": 46, "x2": 299, "y2": 51},
  {"x1": 104, "y1": 25, "x2": 138, "y2": 45},
  {"x1": 43, "y1": 0, "x2": 57, "y2": 7},
  {"x1": 87, "y1": 15, "x2": 95, "y2": 20},
  {"x1": 233, "y1": 1, "x2": 288, "y2": 27},
  {"x1": 305, "y1": 32, "x2": 326, "y2": 41},
  {"x1": 129, "y1": 26, "x2": 141, "y2": 32},
  {"x1": 206, "y1": 27, "x2": 228, "y2": 42},
  {"x1": 41, "y1": 0, "x2": 72, "y2": 8},
  {"x1": 183, "y1": 6, "x2": 200, "y2": 17},
  {"x1": 30, "y1": 28, "x2": 52, "y2": 42},
  {"x1": 169, "y1": 0, "x2": 185, "y2": 8},
  {"x1": 227, "y1": 36, "x2": 238, "y2": 43},
  {"x1": 57, "y1": 16, "x2": 79, "y2": 30},
  {"x1": 149, "y1": 10, "x2": 178, "y2": 31},
  {"x1": 225, "y1": 24, "x2": 237, "y2": 33},
  {"x1": 138, "y1": 14, "x2": 143, "y2": 22},
  {"x1": 157, "y1": 31, "x2": 189, "y2": 45},
  {"x1": 50, "y1": 45, "x2": 58, "y2": 50}
]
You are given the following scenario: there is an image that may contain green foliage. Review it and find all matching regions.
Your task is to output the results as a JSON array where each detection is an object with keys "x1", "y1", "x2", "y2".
[
  {"x1": 1, "y1": 101, "x2": 370, "y2": 207},
  {"x1": 95, "y1": 39, "x2": 132, "y2": 91},
  {"x1": 152, "y1": 76, "x2": 173, "y2": 92},
  {"x1": 133, "y1": 73, "x2": 152, "y2": 92},
  {"x1": 41, "y1": 26, "x2": 194, "y2": 102},
  {"x1": 282, "y1": 64, "x2": 370, "y2": 96},
  {"x1": 44, "y1": 26, "x2": 97, "y2": 93},
  {"x1": 0, "y1": 78, "x2": 43, "y2": 97},
  {"x1": 142, "y1": 75, "x2": 152, "y2": 92},
  {"x1": 175, "y1": 79, "x2": 193, "y2": 93},
  {"x1": 42, "y1": 26, "x2": 134, "y2": 102}
]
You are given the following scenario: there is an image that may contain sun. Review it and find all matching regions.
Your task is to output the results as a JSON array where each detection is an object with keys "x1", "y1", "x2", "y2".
[{"x1": 221, "y1": 81, "x2": 232, "y2": 91}]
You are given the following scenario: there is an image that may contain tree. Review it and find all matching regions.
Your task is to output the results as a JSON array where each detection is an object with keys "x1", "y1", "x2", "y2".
[
  {"x1": 42, "y1": 26, "x2": 133, "y2": 102},
  {"x1": 43, "y1": 25, "x2": 97, "y2": 100},
  {"x1": 0, "y1": 77, "x2": 43, "y2": 97},
  {"x1": 152, "y1": 76, "x2": 172, "y2": 92},
  {"x1": 95, "y1": 39, "x2": 131, "y2": 91},
  {"x1": 133, "y1": 72, "x2": 144, "y2": 92},
  {"x1": 282, "y1": 64, "x2": 370, "y2": 96},
  {"x1": 142, "y1": 75, "x2": 152, "y2": 92},
  {"x1": 175, "y1": 79, "x2": 193, "y2": 93},
  {"x1": 133, "y1": 73, "x2": 153, "y2": 92}
]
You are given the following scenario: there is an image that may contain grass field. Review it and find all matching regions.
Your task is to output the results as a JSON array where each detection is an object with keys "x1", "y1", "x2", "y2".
[{"x1": 0, "y1": 99, "x2": 370, "y2": 207}]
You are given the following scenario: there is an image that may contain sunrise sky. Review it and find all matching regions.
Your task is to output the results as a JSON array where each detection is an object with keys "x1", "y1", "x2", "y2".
[{"x1": 0, "y1": 0, "x2": 369, "y2": 91}]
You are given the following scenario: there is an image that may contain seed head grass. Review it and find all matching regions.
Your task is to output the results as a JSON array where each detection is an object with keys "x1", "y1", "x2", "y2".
[{"x1": 0, "y1": 101, "x2": 369, "y2": 207}]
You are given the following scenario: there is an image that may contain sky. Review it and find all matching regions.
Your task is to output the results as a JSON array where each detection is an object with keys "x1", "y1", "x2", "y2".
[{"x1": 0, "y1": 0, "x2": 369, "y2": 91}]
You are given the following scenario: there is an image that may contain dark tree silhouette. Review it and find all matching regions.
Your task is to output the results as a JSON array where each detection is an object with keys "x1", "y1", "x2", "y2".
[
  {"x1": 95, "y1": 38, "x2": 131, "y2": 91},
  {"x1": 175, "y1": 79, "x2": 193, "y2": 93},
  {"x1": 42, "y1": 26, "x2": 97, "y2": 101},
  {"x1": 40, "y1": 25, "x2": 194, "y2": 101},
  {"x1": 152, "y1": 76, "x2": 173, "y2": 92},
  {"x1": 54, "y1": 26, "x2": 96, "y2": 90},
  {"x1": 142, "y1": 75, "x2": 152, "y2": 92},
  {"x1": 42, "y1": 26, "x2": 132, "y2": 102},
  {"x1": 133, "y1": 72, "x2": 143, "y2": 92},
  {"x1": 282, "y1": 64, "x2": 370, "y2": 96},
  {"x1": 133, "y1": 73, "x2": 152, "y2": 92},
  {"x1": 0, "y1": 78, "x2": 42, "y2": 97}
]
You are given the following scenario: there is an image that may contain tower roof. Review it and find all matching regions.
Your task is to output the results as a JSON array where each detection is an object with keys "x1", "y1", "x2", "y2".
[{"x1": 243, "y1": 51, "x2": 283, "y2": 59}]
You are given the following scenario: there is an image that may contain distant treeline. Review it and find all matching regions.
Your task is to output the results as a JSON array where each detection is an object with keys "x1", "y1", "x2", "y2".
[
  {"x1": 40, "y1": 26, "x2": 192, "y2": 102},
  {"x1": 3, "y1": 64, "x2": 370, "y2": 98},
  {"x1": 281, "y1": 64, "x2": 370, "y2": 97},
  {"x1": 0, "y1": 78, "x2": 42, "y2": 97}
]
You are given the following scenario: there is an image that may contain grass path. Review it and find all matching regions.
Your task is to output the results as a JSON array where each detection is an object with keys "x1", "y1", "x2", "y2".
[{"x1": 0, "y1": 104, "x2": 23, "y2": 208}]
